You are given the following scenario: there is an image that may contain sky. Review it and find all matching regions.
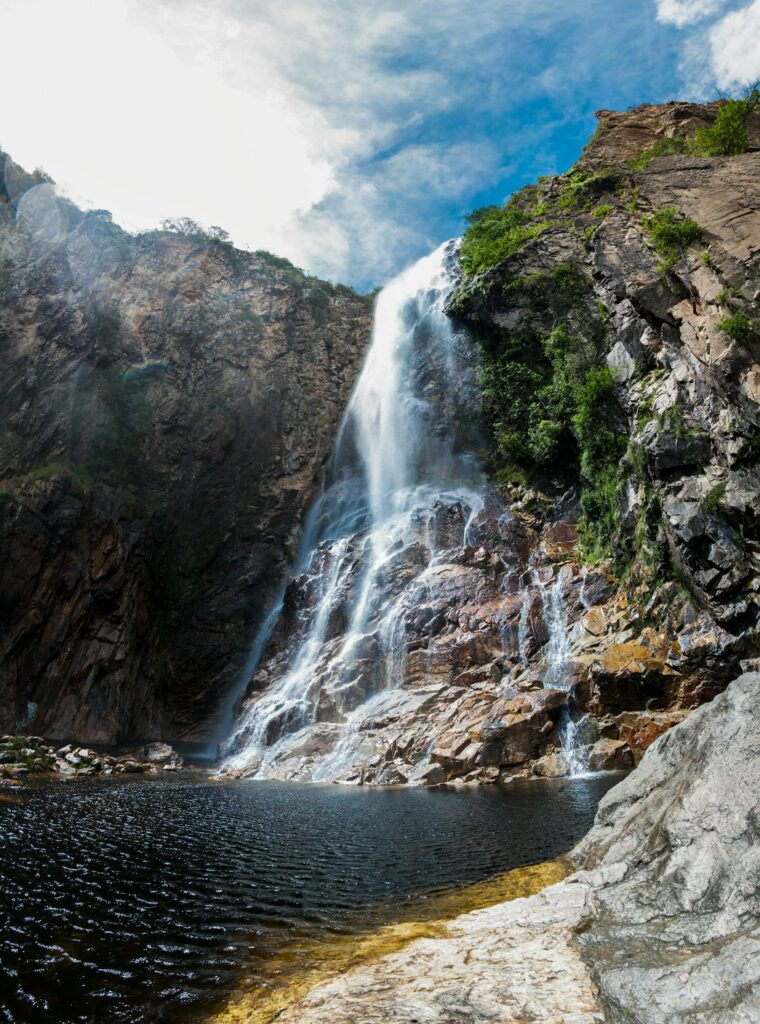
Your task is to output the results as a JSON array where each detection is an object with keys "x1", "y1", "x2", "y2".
[{"x1": 1, "y1": 0, "x2": 759, "y2": 290}]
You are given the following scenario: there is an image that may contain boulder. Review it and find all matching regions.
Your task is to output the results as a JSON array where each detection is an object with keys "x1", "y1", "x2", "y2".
[
  {"x1": 586, "y1": 738, "x2": 633, "y2": 771},
  {"x1": 532, "y1": 752, "x2": 568, "y2": 778},
  {"x1": 574, "y1": 672, "x2": 760, "y2": 1022}
]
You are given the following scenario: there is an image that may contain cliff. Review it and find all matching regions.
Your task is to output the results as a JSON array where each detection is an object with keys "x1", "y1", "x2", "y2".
[
  {"x1": 0, "y1": 152, "x2": 372, "y2": 743},
  {"x1": 438, "y1": 98, "x2": 760, "y2": 775},
  {"x1": 224, "y1": 99, "x2": 760, "y2": 784}
]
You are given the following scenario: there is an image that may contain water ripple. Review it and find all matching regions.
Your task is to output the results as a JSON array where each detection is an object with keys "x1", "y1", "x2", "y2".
[{"x1": 0, "y1": 773, "x2": 620, "y2": 1023}]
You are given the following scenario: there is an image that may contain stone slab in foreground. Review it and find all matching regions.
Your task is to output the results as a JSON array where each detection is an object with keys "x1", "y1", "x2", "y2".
[{"x1": 275, "y1": 877, "x2": 604, "y2": 1023}]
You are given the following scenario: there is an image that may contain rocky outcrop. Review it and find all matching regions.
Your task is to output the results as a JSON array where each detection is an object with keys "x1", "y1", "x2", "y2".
[
  {"x1": 572, "y1": 670, "x2": 760, "y2": 1022},
  {"x1": 0, "y1": 733, "x2": 185, "y2": 779},
  {"x1": 223, "y1": 100, "x2": 759, "y2": 785},
  {"x1": 0, "y1": 152, "x2": 372, "y2": 743},
  {"x1": 255, "y1": 671, "x2": 760, "y2": 1022}
]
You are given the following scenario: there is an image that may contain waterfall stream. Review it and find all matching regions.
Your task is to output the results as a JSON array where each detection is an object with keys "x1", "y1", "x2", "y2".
[
  {"x1": 222, "y1": 242, "x2": 484, "y2": 779},
  {"x1": 533, "y1": 567, "x2": 590, "y2": 776},
  {"x1": 222, "y1": 241, "x2": 590, "y2": 781}
]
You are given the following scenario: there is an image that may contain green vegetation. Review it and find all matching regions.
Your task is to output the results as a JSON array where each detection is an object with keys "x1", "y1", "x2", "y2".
[
  {"x1": 689, "y1": 87, "x2": 759, "y2": 156},
  {"x1": 476, "y1": 261, "x2": 628, "y2": 561},
  {"x1": 458, "y1": 170, "x2": 625, "y2": 280},
  {"x1": 253, "y1": 249, "x2": 367, "y2": 316},
  {"x1": 29, "y1": 461, "x2": 94, "y2": 488},
  {"x1": 716, "y1": 285, "x2": 740, "y2": 304},
  {"x1": 20, "y1": 367, "x2": 156, "y2": 503},
  {"x1": 459, "y1": 194, "x2": 553, "y2": 278},
  {"x1": 556, "y1": 167, "x2": 623, "y2": 211},
  {"x1": 629, "y1": 134, "x2": 687, "y2": 171},
  {"x1": 642, "y1": 207, "x2": 703, "y2": 272},
  {"x1": 703, "y1": 482, "x2": 727, "y2": 518},
  {"x1": 717, "y1": 310, "x2": 759, "y2": 344},
  {"x1": 573, "y1": 367, "x2": 629, "y2": 561},
  {"x1": 87, "y1": 368, "x2": 154, "y2": 493}
]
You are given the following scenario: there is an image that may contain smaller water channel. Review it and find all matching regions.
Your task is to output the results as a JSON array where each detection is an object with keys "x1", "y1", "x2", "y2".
[{"x1": 0, "y1": 773, "x2": 621, "y2": 1024}]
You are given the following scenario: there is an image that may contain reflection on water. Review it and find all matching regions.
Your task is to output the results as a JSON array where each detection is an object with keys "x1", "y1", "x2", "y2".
[{"x1": 0, "y1": 773, "x2": 621, "y2": 1024}]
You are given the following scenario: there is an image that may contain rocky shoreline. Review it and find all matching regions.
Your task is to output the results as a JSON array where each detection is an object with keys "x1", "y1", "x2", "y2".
[
  {"x1": 242, "y1": 671, "x2": 760, "y2": 1023},
  {"x1": 0, "y1": 735, "x2": 187, "y2": 781}
]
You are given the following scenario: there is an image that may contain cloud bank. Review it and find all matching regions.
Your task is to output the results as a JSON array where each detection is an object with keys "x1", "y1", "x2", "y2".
[
  {"x1": 1, "y1": 1, "x2": 756, "y2": 288},
  {"x1": 657, "y1": 0, "x2": 760, "y2": 91}
]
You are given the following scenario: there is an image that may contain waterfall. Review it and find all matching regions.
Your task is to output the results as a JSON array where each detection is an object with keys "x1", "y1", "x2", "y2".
[
  {"x1": 533, "y1": 566, "x2": 589, "y2": 776},
  {"x1": 222, "y1": 242, "x2": 484, "y2": 779}
]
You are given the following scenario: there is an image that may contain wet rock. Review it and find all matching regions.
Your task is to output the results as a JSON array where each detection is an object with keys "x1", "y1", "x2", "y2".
[
  {"x1": 586, "y1": 738, "x2": 633, "y2": 771},
  {"x1": 532, "y1": 752, "x2": 568, "y2": 778}
]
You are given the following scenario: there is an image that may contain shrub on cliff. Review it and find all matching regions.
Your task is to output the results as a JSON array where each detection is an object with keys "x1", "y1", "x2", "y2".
[
  {"x1": 629, "y1": 134, "x2": 686, "y2": 170},
  {"x1": 475, "y1": 262, "x2": 630, "y2": 561},
  {"x1": 717, "y1": 310, "x2": 759, "y2": 344},
  {"x1": 689, "y1": 87, "x2": 759, "y2": 157},
  {"x1": 460, "y1": 193, "x2": 552, "y2": 277},
  {"x1": 643, "y1": 207, "x2": 703, "y2": 271}
]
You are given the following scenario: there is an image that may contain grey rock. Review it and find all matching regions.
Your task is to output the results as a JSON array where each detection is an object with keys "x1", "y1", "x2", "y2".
[{"x1": 574, "y1": 671, "x2": 760, "y2": 1022}]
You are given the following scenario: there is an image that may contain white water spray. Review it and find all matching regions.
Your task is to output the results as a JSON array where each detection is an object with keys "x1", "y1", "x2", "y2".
[
  {"x1": 223, "y1": 242, "x2": 484, "y2": 778},
  {"x1": 533, "y1": 565, "x2": 589, "y2": 776}
]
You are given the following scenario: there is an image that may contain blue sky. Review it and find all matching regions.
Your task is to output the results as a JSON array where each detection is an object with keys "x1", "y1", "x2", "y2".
[{"x1": 2, "y1": 1, "x2": 759, "y2": 290}]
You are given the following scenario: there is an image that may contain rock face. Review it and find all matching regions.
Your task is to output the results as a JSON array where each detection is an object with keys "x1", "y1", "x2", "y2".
[
  {"x1": 227, "y1": 100, "x2": 759, "y2": 785},
  {"x1": 573, "y1": 670, "x2": 760, "y2": 1022},
  {"x1": 259, "y1": 672, "x2": 760, "y2": 1022},
  {"x1": 0, "y1": 152, "x2": 372, "y2": 743}
]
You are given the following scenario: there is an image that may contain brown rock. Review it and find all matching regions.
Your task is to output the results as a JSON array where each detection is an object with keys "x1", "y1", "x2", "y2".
[
  {"x1": 0, "y1": 150, "x2": 372, "y2": 744},
  {"x1": 615, "y1": 710, "x2": 687, "y2": 764},
  {"x1": 587, "y1": 738, "x2": 633, "y2": 771}
]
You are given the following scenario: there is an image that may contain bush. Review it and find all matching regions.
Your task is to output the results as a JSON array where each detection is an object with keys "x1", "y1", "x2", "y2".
[
  {"x1": 629, "y1": 134, "x2": 686, "y2": 171},
  {"x1": 478, "y1": 262, "x2": 629, "y2": 561},
  {"x1": 642, "y1": 207, "x2": 703, "y2": 271},
  {"x1": 703, "y1": 482, "x2": 726, "y2": 518},
  {"x1": 573, "y1": 367, "x2": 626, "y2": 478},
  {"x1": 592, "y1": 204, "x2": 612, "y2": 218},
  {"x1": 689, "y1": 90, "x2": 759, "y2": 156},
  {"x1": 717, "y1": 310, "x2": 759, "y2": 344},
  {"x1": 459, "y1": 195, "x2": 552, "y2": 277}
]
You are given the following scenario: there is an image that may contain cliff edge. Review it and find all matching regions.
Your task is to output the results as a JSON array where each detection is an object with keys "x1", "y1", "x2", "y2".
[{"x1": 0, "y1": 153, "x2": 372, "y2": 743}]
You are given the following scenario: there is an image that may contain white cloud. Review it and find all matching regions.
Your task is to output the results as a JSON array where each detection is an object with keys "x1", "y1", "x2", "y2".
[
  {"x1": 0, "y1": 0, "x2": 707, "y2": 288},
  {"x1": 709, "y1": 0, "x2": 760, "y2": 87},
  {"x1": 0, "y1": 0, "x2": 335, "y2": 253},
  {"x1": 656, "y1": 0, "x2": 727, "y2": 27}
]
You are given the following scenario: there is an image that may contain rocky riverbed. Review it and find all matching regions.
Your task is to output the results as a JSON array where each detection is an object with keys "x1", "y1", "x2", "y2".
[{"x1": 0, "y1": 734, "x2": 186, "y2": 780}]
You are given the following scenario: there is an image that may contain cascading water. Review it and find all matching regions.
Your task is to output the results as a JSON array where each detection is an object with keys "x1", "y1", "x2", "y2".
[
  {"x1": 532, "y1": 566, "x2": 590, "y2": 776},
  {"x1": 222, "y1": 242, "x2": 484, "y2": 779}
]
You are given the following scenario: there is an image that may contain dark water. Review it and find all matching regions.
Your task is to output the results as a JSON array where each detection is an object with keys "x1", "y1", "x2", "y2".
[{"x1": 0, "y1": 773, "x2": 620, "y2": 1024}]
